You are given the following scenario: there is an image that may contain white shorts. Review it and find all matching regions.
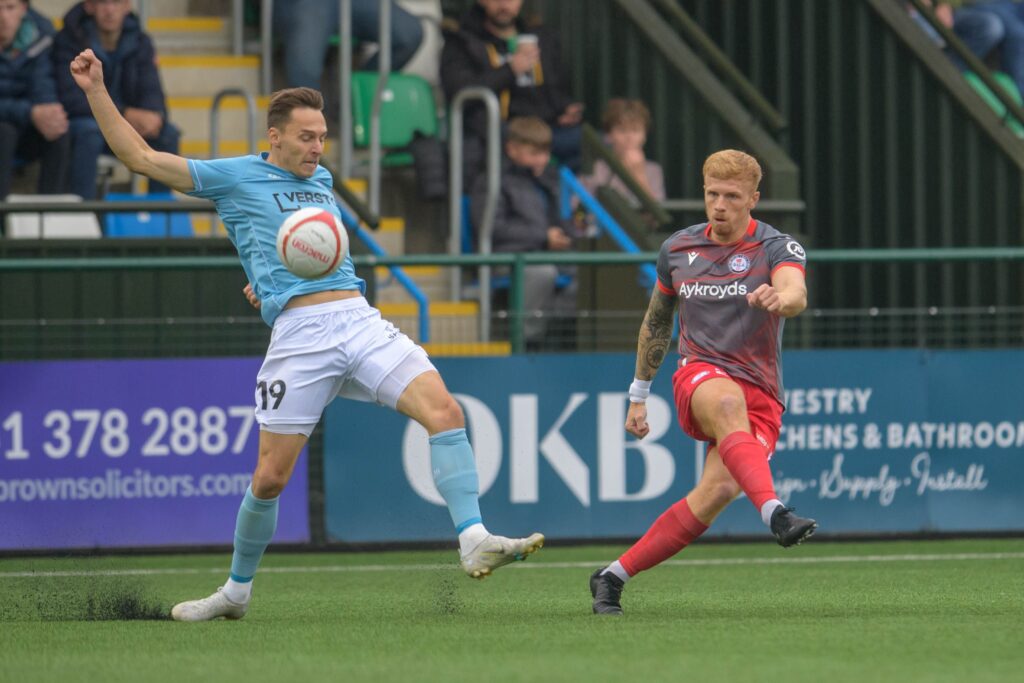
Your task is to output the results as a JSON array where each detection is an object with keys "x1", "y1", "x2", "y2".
[{"x1": 255, "y1": 297, "x2": 436, "y2": 436}]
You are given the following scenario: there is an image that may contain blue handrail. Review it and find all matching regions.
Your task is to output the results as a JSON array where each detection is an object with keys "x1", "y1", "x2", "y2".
[
  {"x1": 337, "y1": 205, "x2": 430, "y2": 343},
  {"x1": 558, "y1": 168, "x2": 658, "y2": 288}
]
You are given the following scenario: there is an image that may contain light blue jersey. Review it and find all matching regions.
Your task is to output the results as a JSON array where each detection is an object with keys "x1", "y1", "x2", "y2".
[{"x1": 186, "y1": 153, "x2": 365, "y2": 326}]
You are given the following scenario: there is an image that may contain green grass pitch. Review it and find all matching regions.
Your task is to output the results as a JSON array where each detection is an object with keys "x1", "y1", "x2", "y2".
[{"x1": 1, "y1": 538, "x2": 1022, "y2": 683}]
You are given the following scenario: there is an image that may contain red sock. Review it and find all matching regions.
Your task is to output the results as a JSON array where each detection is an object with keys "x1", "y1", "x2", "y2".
[
  {"x1": 619, "y1": 498, "x2": 709, "y2": 576},
  {"x1": 718, "y1": 431, "x2": 777, "y2": 510}
]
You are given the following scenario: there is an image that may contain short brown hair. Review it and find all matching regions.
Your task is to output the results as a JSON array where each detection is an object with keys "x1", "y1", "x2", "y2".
[
  {"x1": 506, "y1": 116, "x2": 552, "y2": 150},
  {"x1": 267, "y1": 87, "x2": 324, "y2": 131},
  {"x1": 601, "y1": 98, "x2": 651, "y2": 133},
  {"x1": 703, "y1": 149, "x2": 762, "y2": 189}
]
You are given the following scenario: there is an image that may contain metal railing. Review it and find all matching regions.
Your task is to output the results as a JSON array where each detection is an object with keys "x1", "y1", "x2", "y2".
[
  {"x1": 4, "y1": 248, "x2": 1021, "y2": 354},
  {"x1": 558, "y1": 168, "x2": 657, "y2": 289},
  {"x1": 447, "y1": 87, "x2": 502, "y2": 342},
  {"x1": 210, "y1": 88, "x2": 258, "y2": 157}
]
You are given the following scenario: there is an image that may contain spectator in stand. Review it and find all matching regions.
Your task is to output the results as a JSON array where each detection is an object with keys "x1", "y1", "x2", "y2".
[
  {"x1": 273, "y1": 0, "x2": 425, "y2": 90},
  {"x1": 54, "y1": 0, "x2": 179, "y2": 199},
  {"x1": 441, "y1": 0, "x2": 583, "y2": 174},
  {"x1": 582, "y1": 98, "x2": 665, "y2": 205},
  {"x1": 470, "y1": 116, "x2": 576, "y2": 349},
  {"x1": 0, "y1": 0, "x2": 69, "y2": 199},
  {"x1": 911, "y1": 1, "x2": 1006, "y2": 69},
  {"x1": 965, "y1": 1, "x2": 1024, "y2": 95}
]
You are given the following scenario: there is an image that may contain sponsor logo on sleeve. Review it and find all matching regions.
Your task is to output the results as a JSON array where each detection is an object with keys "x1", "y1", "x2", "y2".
[{"x1": 786, "y1": 241, "x2": 806, "y2": 260}]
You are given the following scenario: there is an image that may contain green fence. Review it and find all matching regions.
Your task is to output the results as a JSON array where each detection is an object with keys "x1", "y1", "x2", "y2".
[{"x1": 1, "y1": 249, "x2": 1021, "y2": 359}]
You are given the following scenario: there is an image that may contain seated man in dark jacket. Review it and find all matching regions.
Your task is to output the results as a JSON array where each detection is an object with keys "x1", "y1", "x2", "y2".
[
  {"x1": 442, "y1": 0, "x2": 583, "y2": 175},
  {"x1": 470, "y1": 116, "x2": 577, "y2": 348},
  {"x1": 0, "y1": 0, "x2": 69, "y2": 199},
  {"x1": 54, "y1": 0, "x2": 179, "y2": 199}
]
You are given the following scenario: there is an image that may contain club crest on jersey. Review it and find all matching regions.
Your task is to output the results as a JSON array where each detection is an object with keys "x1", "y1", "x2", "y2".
[{"x1": 729, "y1": 254, "x2": 751, "y2": 273}]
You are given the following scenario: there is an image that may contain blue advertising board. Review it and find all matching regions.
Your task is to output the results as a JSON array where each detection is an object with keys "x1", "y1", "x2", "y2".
[
  {"x1": 0, "y1": 358, "x2": 309, "y2": 550},
  {"x1": 322, "y1": 350, "x2": 1023, "y2": 542}
]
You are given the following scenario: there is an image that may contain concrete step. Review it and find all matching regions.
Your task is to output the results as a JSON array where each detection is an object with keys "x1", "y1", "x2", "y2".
[
  {"x1": 160, "y1": 55, "x2": 260, "y2": 98},
  {"x1": 377, "y1": 300, "x2": 482, "y2": 345},
  {"x1": 374, "y1": 265, "x2": 451, "y2": 304},
  {"x1": 362, "y1": 216, "x2": 404, "y2": 255},
  {"x1": 148, "y1": 16, "x2": 232, "y2": 53},
  {"x1": 169, "y1": 95, "x2": 270, "y2": 146},
  {"x1": 422, "y1": 341, "x2": 511, "y2": 357}
]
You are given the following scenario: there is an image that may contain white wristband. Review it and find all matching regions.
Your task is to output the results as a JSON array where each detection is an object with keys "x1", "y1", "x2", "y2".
[{"x1": 628, "y1": 378, "x2": 652, "y2": 403}]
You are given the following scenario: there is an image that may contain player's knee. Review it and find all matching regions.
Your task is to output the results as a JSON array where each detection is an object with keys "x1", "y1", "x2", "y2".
[
  {"x1": 696, "y1": 473, "x2": 745, "y2": 509},
  {"x1": 251, "y1": 464, "x2": 290, "y2": 498},
  {"x1": 422, "y1": 394, "x2": 464, "y2": 433}
]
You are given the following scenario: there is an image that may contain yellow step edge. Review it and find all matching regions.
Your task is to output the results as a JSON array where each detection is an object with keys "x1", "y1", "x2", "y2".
[
  {"x1": 422, "y1": 342, "x2": 511, "y2": 357},
  {"x1": 148, "y1": 17, "x2": 225, "y2": 32},
  {"x1": 343, "y1": 178, "x2": 367, "y2": 194},
  {"x1": 190, "y1": 216, "x2": 226, "y2": 236},
  {"x1": 375, "y1": 265, "x2": 441, "y2": 278},
  {"x1": 168, "y1": 96, "x2": 272, "y2": 110},
  {"x1": 52, "y1": 17, "x2": 224, "y2": 31},
  {"x1": 378, "y1": 301, "x2": 479, "y2": 317},
  {"x1": 182, "y1": 140, "x2": 334, "y2": 155},
  {"x1": 181, "y1": 140, "x2": 271, "y2": 155},
  {"x1": 160, "y1": 55, "x2": 260, "y2": 68},
  {"x1": 379, "y1": 217, "x2": 405, "y2": 232}
]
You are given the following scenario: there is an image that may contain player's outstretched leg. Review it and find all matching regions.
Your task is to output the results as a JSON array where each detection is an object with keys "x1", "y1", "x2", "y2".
[
  {"x1": 171, "y1": 486, "x2": 278, "y2": 621},
  {"x1": 428, "y1": 427, "x2": 544, "y2": 579},
  {"x1": 769, "y1": 506, "x2": 817, "y2": 547}
]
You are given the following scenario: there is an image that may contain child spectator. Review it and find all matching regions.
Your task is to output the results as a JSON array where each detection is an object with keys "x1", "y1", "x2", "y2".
[
  {"x1": 582, "y1": 98, "x2": 665, "y2": 205},
  {"x1": 470, "y1": 116, "x2": 576, "y2": 348}
]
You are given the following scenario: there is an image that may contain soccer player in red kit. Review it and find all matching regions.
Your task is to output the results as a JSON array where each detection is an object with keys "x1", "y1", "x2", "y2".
[{"x1": 590, "y1": 149, "x2": 817, "y2": 616}]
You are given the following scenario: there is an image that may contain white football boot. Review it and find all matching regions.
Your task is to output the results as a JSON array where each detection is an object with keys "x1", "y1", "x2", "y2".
[
  {"x1": 460, "y1": 532, "x2": 545, "y2": 579},
  {"x1": 170, "y1": 588, "x2": 250, "y2": 622}
]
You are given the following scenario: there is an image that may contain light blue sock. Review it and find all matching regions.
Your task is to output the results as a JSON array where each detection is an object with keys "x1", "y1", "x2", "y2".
[
  {"x1": 429, "y1": 428, "x2": 483, "y2": 532},
  {"x1": 229, "y1": 486, "x2": 279, "y2": 583}
]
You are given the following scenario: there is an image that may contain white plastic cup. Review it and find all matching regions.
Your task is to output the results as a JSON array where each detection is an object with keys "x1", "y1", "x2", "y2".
[{"x1": 516, "y1": 34, "x2": 538, "y2": 50}]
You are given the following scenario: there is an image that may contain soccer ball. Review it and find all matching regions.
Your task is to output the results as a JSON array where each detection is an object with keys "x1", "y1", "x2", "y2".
[{"x1": 275, "y1": 207, "x2": 348, "y2": 279}]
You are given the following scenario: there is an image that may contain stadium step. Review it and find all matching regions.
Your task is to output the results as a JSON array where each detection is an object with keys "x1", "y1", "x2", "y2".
[
  {"x1": 169, "y1": 95, "x2": 271, "y2": 150},
  {"x1": 160, "y1": 55, "x2": 261, "y2": 98},
  {"x1": 147, "y1": 16, "x2": 232, "y2": 53},
  {"x1": 377, "y1": 300, "x2": 484, "y2": 345}
]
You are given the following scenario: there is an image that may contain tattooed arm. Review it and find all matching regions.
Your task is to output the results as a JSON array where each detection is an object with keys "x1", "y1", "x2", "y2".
[
  {"x1": 635, "y1": 288, "x2": 677, "y2": 380},
  {"x1": 625, "y1": 288, "x2": 676, "y2": 439}
]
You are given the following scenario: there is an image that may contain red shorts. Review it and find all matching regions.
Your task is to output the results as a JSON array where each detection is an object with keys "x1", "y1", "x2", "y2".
[{"x1": 671, "y1": 361, "x2": 784, "y2": 455}]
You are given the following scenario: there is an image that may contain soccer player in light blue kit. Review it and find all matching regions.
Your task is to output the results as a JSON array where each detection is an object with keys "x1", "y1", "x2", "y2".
[{"x1": 69, "y1": 49, "x2": 544, "y2": 622}]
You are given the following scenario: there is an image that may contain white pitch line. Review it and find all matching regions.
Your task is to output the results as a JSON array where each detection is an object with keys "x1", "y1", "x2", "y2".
[{"x1": 0, "y1": 551, "x2": 1021, "y2": 579}]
